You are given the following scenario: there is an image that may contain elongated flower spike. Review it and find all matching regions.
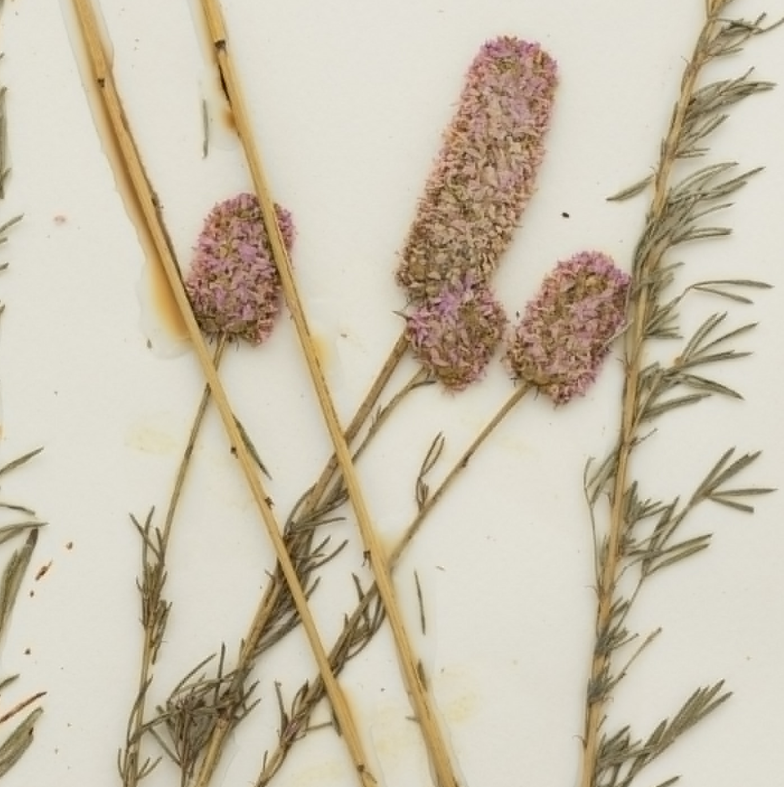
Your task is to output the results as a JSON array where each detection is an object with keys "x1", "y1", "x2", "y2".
[
  {"x1": 396, "y1": 36, "x2": 558, "y2": 300},
  {"x1": 405, "y1": 277, "x2": 507, "y2": 391},
  {"x1": 505, "y1": 251, "x2": 630, "y2": 404},
  {"x1": 185, "y1": 193, "x2": 295, "y2": 345}
]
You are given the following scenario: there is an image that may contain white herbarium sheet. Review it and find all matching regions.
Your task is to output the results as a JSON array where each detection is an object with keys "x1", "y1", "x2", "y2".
[{"x1": 2, "y1": 1, "x2": 784, "y2": 786}]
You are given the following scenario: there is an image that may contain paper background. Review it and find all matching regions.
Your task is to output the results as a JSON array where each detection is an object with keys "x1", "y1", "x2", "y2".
[{"x1": 2, "y1": 1, "x2": 784, "y2": 785}]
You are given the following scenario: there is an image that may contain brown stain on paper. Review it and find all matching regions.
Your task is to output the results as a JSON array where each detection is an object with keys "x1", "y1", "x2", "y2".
[
  {"x1": 63, "y1": 0, "x2": 187, "y2": 345},
  {"x1": 311, "y1": 332, "x2": 333, "y2": 371},
  {"x1": 145, "y1": 248, "x2": 188, "y2": 340}
]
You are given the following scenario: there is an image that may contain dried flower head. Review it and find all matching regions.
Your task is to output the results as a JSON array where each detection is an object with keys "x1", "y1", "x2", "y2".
[
  {"x1": 185, "y1": 193, "x2": 295, "y2": 345},
  {"x1": 396, "y1": 36, "x2": 558, "y2": 300},
  {"x1": 505, "y1": 251, "x2": 630, "y2": 404},
  {"x1": 405, "y1": 279, "x2": 507, "y2": 391}
]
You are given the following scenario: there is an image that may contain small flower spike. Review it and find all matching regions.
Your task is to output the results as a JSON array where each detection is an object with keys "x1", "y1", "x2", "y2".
[
  {"x1": 505, "y1": 251, "x2": 630, "y2": 404},
  {"x1": 406, "y1": 278, "x2": 507, "y2": 391},
  {"x1": 185, "y1": 193, "x2": 295, "y2": 345}
]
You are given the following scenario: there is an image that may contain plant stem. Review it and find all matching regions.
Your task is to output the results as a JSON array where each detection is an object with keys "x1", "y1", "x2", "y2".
[
  {"x1": 306, "y1": 333, "x2": 411, "y2": 509},
  {"x1": 0, "y1": 691, "x2": 47, "y2": 725},
  {"x1": 255, "y1": 381, "x2": 532, "y2": 786},
  {"x1": 163, "y1": 336, "x2": 228, "y2": 541},
  {"x1": 122, "y1": 338, "x2": 226, "y2": 787},
  {"x1": 70, "y1": 3, "x2": 378, "y2": 783},
  {"x1": 579, "y1": 6, "x2": 724, "y2": 786},
  {"x1": 390, "y1": 381, "x2": 531, "y2": 563},
  {"x1": 190, "y1": 347, "x2": 420, "y2": 787},
  {"x1": 197, "y1": 3, "x2": 458, "y2": 781}
]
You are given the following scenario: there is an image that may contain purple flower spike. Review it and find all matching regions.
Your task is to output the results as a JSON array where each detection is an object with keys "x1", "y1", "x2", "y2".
[
  {"x1": 406, "y1": 279, "x2": 507, "y2": 391},
  {"x1": 505, "y1": 251, "x2": 630, "y2": 404},
  {"x1": 185, "y1": 193, "x2": 295, "y2": 345},
  {"x1": 396, "y1": 37, "x2": 558, "y2": 300}
]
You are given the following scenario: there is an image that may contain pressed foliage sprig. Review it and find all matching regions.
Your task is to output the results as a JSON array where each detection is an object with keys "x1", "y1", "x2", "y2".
[
  {"x1": 0, "y1": 455, "x2": 46, "y2": 780},
  {"x1": 579, "y1": 4, "x2": 778, "y2": 787},
  {"x1": 0, "y1": 37, "x2": 46, "y2": 780}
]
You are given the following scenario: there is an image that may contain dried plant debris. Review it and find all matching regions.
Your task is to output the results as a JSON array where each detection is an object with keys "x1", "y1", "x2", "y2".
[
  {"x1": 578, "y1": 5, "x2": 778, "y2": 787},
  {"x1": 0, "y1": 40, "x2": 46, "y2": 781}
]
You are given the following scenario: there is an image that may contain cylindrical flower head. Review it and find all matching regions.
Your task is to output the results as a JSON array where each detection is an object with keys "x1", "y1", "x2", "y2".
[
  {"x1": 504, "y1": 251, "x2": 630, "y2": 404},
  {"x1": 185, "y1": 193, "x2": 295, "y2": 345},
  {"x1": 405, "y1": 279, "x2": 507, "y2": 391},
  {"x1": 396, "y1": 37, "x2": 558, "y2": 300}
]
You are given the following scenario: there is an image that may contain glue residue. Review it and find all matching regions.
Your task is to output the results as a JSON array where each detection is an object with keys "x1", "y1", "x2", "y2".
[
  {"x1": 137, "y1": 258, "x2": 190, "y2": 357},
  {"x1": 60, "y1": 0, "x2": 190, "y2": 358}
]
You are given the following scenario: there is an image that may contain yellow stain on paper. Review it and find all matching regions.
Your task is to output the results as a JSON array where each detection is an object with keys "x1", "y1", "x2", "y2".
[
  {"x1": 145, "y1": 253, "x2": 188, "y2": 341},
  {"x1": 290, "y1": 759, "x2": 347, "y2": 787},
  {"x1": 372, "y1": 667, "x2": 479, "y2": 763},
  {"x1": 125, "y1": 422, "x2": 179, "y2": 455},
  {"x1": 311, "y1": 331, "x2": 333, "y2": 371},
  {"x1": 437, "y1": 665, "x2": 480, "y2": 724}
]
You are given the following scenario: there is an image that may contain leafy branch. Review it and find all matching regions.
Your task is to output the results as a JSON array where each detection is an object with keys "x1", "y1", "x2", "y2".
[{"x1": 579, "y1": 4, "x2": 779, "y2": 787}]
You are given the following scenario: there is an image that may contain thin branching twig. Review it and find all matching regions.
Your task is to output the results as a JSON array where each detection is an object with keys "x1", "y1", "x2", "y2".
[{"x1": 580, "y1": 5, "x2": 779, "y2": 787}]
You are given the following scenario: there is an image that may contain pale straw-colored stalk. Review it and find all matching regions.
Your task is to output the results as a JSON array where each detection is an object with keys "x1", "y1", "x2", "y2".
[
  {"x1": 69, "y1": 2, "x2": 377, "y2": 784},
  {"x1": 195, "y1": 2, "x2": 461, "y2": 784}
]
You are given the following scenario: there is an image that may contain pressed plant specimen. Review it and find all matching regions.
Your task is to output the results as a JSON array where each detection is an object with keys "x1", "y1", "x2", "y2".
[
  {"x1": 143, "y1": 23, "x2": 560, "y2": 787},
  {"x1": 577, "y1": 4, "x2": 778, "y2": 787},
  {"x1": 58, "y1": 2, "x2": 781, "y2": 787}
]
